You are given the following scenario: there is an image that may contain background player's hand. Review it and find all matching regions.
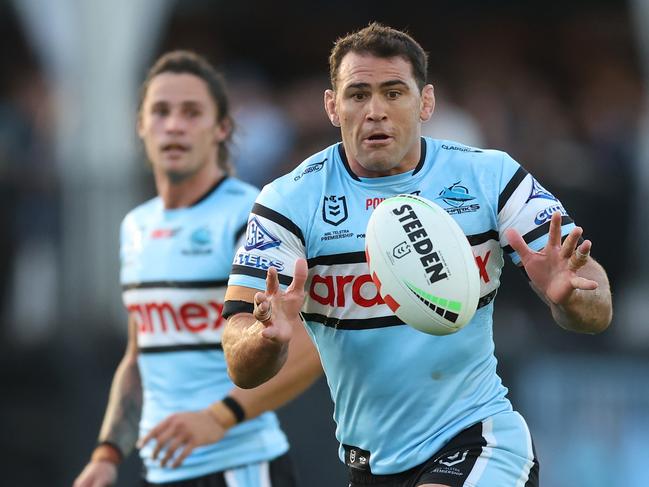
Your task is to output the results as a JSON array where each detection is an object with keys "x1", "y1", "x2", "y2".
[
  {"x1": 137, "y1": 409, "x2": 226, "y2": 469},
  {"x1": 252, "y1": 258, "x2": 308, "y2": 343},
  {"x1": 505, "y1": 211, "x2": 598, "y2": 305},
  {"x1": 72, "y1": 460, "x2": 117, "y2": 487}
]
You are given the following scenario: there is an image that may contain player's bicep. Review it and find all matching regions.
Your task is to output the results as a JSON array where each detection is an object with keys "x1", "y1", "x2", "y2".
[{"x1": 224, "y1": 285, "x2": 258, "y2": 304}]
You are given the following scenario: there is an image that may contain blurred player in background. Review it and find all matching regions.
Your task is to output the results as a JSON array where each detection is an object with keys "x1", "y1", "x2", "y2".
[
  {"x1": 221, "y1": 23, "x2": 612, "y2": 487},
  {"x1": 73, "y1": 50, "x2": 322, "y2": 487}
]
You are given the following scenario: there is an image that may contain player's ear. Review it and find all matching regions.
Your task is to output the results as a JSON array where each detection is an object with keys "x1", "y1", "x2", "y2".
[
  {"x1": 419, "y1": 84, "x2": 435, "y2": 123},
  {"x1": 213, "y1": 117, "x2": 232, "y2": 144},
  {"x1": 324, "y1": 89, "x2": 340, "y2": 127}
]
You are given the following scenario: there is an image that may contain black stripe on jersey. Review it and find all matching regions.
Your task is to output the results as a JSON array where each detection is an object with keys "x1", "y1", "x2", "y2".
[
  {"x1": 307, "y1": 251, "x2": 367, "y2": 268},
  {"x1": 304, "y1": 290, "x2": 496, "y2": 330},
  {"x1": 252, "y1": 203, "x2": 306, "y2": 246},
  {"x1": 497, "y1": 166, "x2": 528, "y2": 213},
  {"x1": 122, "y1": 280, "x2": 228, "y2": 291},
  {"x1": 234, "y1": 221, "x2": 247, "y2": 245},
  {"x1": 231, "y1": 264, "x2": 293, "y2": 286},
  {"x1": 502, "y1": 215, "x2": 574, "y2": 254},
  {"x1": 139, "y1": 343, "x2": 223, "y2": 354},
  {"x1": 525, "y1": 442, "x2": 540, "y2": 487},
  {"x1": 302, "y1": 312, "x2": 405, "y2": 330},
  {"x1": 189, "y1": 175, "x2": 228, "y2": 207},
  {"x1": 411, "y1": 138, "x2": 428, "y2": 175},
  {"x1": 337, "y1": 144, "x2": 361, "y2": 181},
  {"x1": 467, "y1": 230, "x2": 499, "y2": 247},
  {"x1": 478, "y1": 289, "x2": 497, "y2": 309}
]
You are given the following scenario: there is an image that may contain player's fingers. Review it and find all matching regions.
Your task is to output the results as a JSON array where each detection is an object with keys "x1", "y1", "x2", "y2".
[
  {"x1": 150, "y1": 426, "x2": 175, "y2": 460},
  {"x1": 160, "y1": 435, "x2": 186, "y2": 467},
  {"x1": 560, "y1": 226, "x2": 583, "y2": 259},
  {"x1": 570, "y1": 275, "x2": 598, "y2": 291},
  {"x1": 547, "y1": 211, "x2": 563, "y2": 248},
  {"x1": 287, "y1": 258, "x2": 308, "y2": 293},
  {"x1": 254, "y1": 299, "x2": 272, "y2": 323},
  {"x1": 261, "y1": 323, "x2": 279, "y2": 340},
  {"x1": 569, "y1": 240, "x2": 591, "y2": 271},
  {"x1": 504, "y1": 228, "x2": 532, "y2": 262},
  {"x1": 266, "y1": 266, "x2": 280, "y2": 296},
  {"x1": 171, "y1": 442, "x2": 195, "y2": 469},
  {"x1": 138, "y1": 419, "x2": 166, "y2": 448}
]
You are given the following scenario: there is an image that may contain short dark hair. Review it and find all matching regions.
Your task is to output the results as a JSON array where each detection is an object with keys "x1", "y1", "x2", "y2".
[
  {"x1": 138, "y1": 50, "x2": 233, "y2": 173},
  {"x1": 329, "y1": 22, "x2": 428, "y2": 92}
]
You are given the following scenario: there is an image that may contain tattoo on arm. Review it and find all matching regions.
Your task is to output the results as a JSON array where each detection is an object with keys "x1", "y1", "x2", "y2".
[{"x1": 98, "y1": 354, "x2": 142, "y2": 458}]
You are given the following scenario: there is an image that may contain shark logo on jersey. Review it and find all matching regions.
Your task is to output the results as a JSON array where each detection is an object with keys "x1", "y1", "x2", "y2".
[
  {"x1": 526, "y1": 178, "x2": 557, "y2": 203},
  {"x1": 322, "y1": 195, "x2": 348, "y2": 226},
  {"x1": 244, "y1": 217, "x2": 281, "y2": 251},
  {"x1": 191, "y1": 227, "x2": 211, "y2": 246},
  {"x1": 436, "y1": 181, "x2": 480, "y2": 214},
  {"x1": 182, "y1": 226, "x2": 213, "y2": 255}
]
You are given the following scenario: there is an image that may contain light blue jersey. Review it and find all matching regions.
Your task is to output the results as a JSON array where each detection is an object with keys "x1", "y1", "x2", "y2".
[
  {"x1": 228, "y1": 137, "x2": 575, "y2": 476},
  {"x1": 120, "y1": 177, "x2": 289, "y2": 483}
]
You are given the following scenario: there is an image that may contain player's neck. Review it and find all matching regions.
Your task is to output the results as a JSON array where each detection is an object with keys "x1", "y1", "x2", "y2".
[{"x1": 156, "y1": 163, "x2": 225, "y2": 209}]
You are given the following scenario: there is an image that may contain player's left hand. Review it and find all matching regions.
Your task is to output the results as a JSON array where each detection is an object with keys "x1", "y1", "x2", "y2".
[
  {"x1": 137, "y1": 409, "x2": 226, "y2": 468},
  {"x1": 505, "y1": 211, "x2": 598, "y2": 305}
]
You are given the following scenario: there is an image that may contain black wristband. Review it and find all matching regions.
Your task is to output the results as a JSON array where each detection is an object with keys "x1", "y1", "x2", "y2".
[
  {"x1": 222, "y1": 300, "x2": 255, "y2": 320},
  {"x1": 222, "y1": 395, "x2": 245, "y2": 424}
]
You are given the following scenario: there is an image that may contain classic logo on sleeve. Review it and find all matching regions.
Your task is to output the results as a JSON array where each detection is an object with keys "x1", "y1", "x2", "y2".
[
  {"x1": 244, "y1": 216, "x2": 281, "y2": 251},
  {"x1": 294, "y1": 159, "x2": 326, "y2": 181}
]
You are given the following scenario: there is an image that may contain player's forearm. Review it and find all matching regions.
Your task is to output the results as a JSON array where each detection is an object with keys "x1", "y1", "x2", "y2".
[
  {"x1": 97, "y1": 355, "x2": 142, "y2": 458},
  {"x1": 229, "y1": 323, "x2": 322, "y2": 419},
  {"x1": 550, "y1": 261, "x2": 612, "y2": 333},
  {"x1": 222, "y1": 313, "x2": 289, "y2": 389}
]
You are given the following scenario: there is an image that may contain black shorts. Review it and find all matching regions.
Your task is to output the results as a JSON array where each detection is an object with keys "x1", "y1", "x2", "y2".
[
  {"x1": 347, "y1": 419, "x2": 539, "y2": 487},
  {"x1": 141, "y1": 452, "x2": 297, "y2": 487}
]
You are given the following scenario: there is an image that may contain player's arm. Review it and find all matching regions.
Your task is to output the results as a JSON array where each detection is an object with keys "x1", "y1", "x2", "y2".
[
  {"x1": 222, "y1": 260, "x2": 309, "y2": 389},
  {"x1": 73, "y1": 316, "x2": 141, "y2": 487},
  {"x1": 138, "y1": 260, "x2": 321, "y2": 468},
  {"x1": 506, "y1": 211, "x2": 612, "y2": 333}
]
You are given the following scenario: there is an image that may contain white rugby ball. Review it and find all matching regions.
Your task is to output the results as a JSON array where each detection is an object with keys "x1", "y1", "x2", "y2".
[{"x1": 365, "y1": 194, "x2": 480, "y2": 335}]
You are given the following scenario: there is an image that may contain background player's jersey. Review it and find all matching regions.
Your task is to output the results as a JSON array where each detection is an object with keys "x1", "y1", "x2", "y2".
[
  {"x1": 121, "y1": 177, "x2": 288, "y2": 483},
  {"x1": 228, "y1": 137, "x2": 577, "y2": 475}
]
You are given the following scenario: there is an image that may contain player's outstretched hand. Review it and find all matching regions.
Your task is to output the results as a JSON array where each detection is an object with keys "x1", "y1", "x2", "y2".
[
  {"x1": 252, "y1": 258, "x2": 308, "y2": 343},
  {"x1": 137, "y1": 409, "x2": 226, "y2": 469},
  {"x1": 72, "y1": 461, "x2": 117, "y2": 487},
  {"x1": 505, "y1": 211, "x2": 598, "y2": 305}
]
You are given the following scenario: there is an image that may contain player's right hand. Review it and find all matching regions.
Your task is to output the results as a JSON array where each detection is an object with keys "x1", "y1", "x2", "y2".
[
  {"x1": 72, "y1": 460, "x2": 117, "y2": 487},
  {"x1": 253, "y1": 258, "x2": 308, "y2": 343}
]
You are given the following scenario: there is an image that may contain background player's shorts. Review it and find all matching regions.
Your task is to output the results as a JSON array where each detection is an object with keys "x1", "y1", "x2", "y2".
[
  {"x1": 141, "y1": 452, "x2": 297, "y2": 487},
  {"x1": 348, "y1": 411, "x2": 539, "y2": 487}
]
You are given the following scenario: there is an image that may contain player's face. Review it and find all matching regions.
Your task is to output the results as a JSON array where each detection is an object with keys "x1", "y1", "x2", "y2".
[
  {"x1": 325, "y1": 53, "x2": 434, "y2": 177},
  {"x1": 138, "y1": 73, "x2": 228, "y2": 182}
]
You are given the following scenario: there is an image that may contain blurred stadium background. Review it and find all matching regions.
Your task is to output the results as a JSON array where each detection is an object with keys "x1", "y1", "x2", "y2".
[{"x1": 1, "y1": 0, "x2": 648, "y2": 485}]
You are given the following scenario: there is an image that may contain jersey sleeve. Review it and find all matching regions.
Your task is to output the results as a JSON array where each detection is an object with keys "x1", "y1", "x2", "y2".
[
  {"x1": 497, "y1": 152, "x2": 576, "y2": 266},
  {"x1": 228, "y1": 183, "x2": 307, "y2": 291}
]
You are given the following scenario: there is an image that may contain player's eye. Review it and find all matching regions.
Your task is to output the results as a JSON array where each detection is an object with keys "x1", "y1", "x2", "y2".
[
  {"x1": 152, "y1": 105, "x2": 169, "y2": 116},
  {"x1": 351, "y1": 92, "x2": 367, "y2": 101},
  {"x1": 386, "y1": 90, "x2": 401, "y2": 100}
]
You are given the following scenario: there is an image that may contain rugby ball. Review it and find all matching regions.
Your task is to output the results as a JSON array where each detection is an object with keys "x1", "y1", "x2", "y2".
[{"x1": 365, "y1": 194, "x2": 480, "y2": 335}]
